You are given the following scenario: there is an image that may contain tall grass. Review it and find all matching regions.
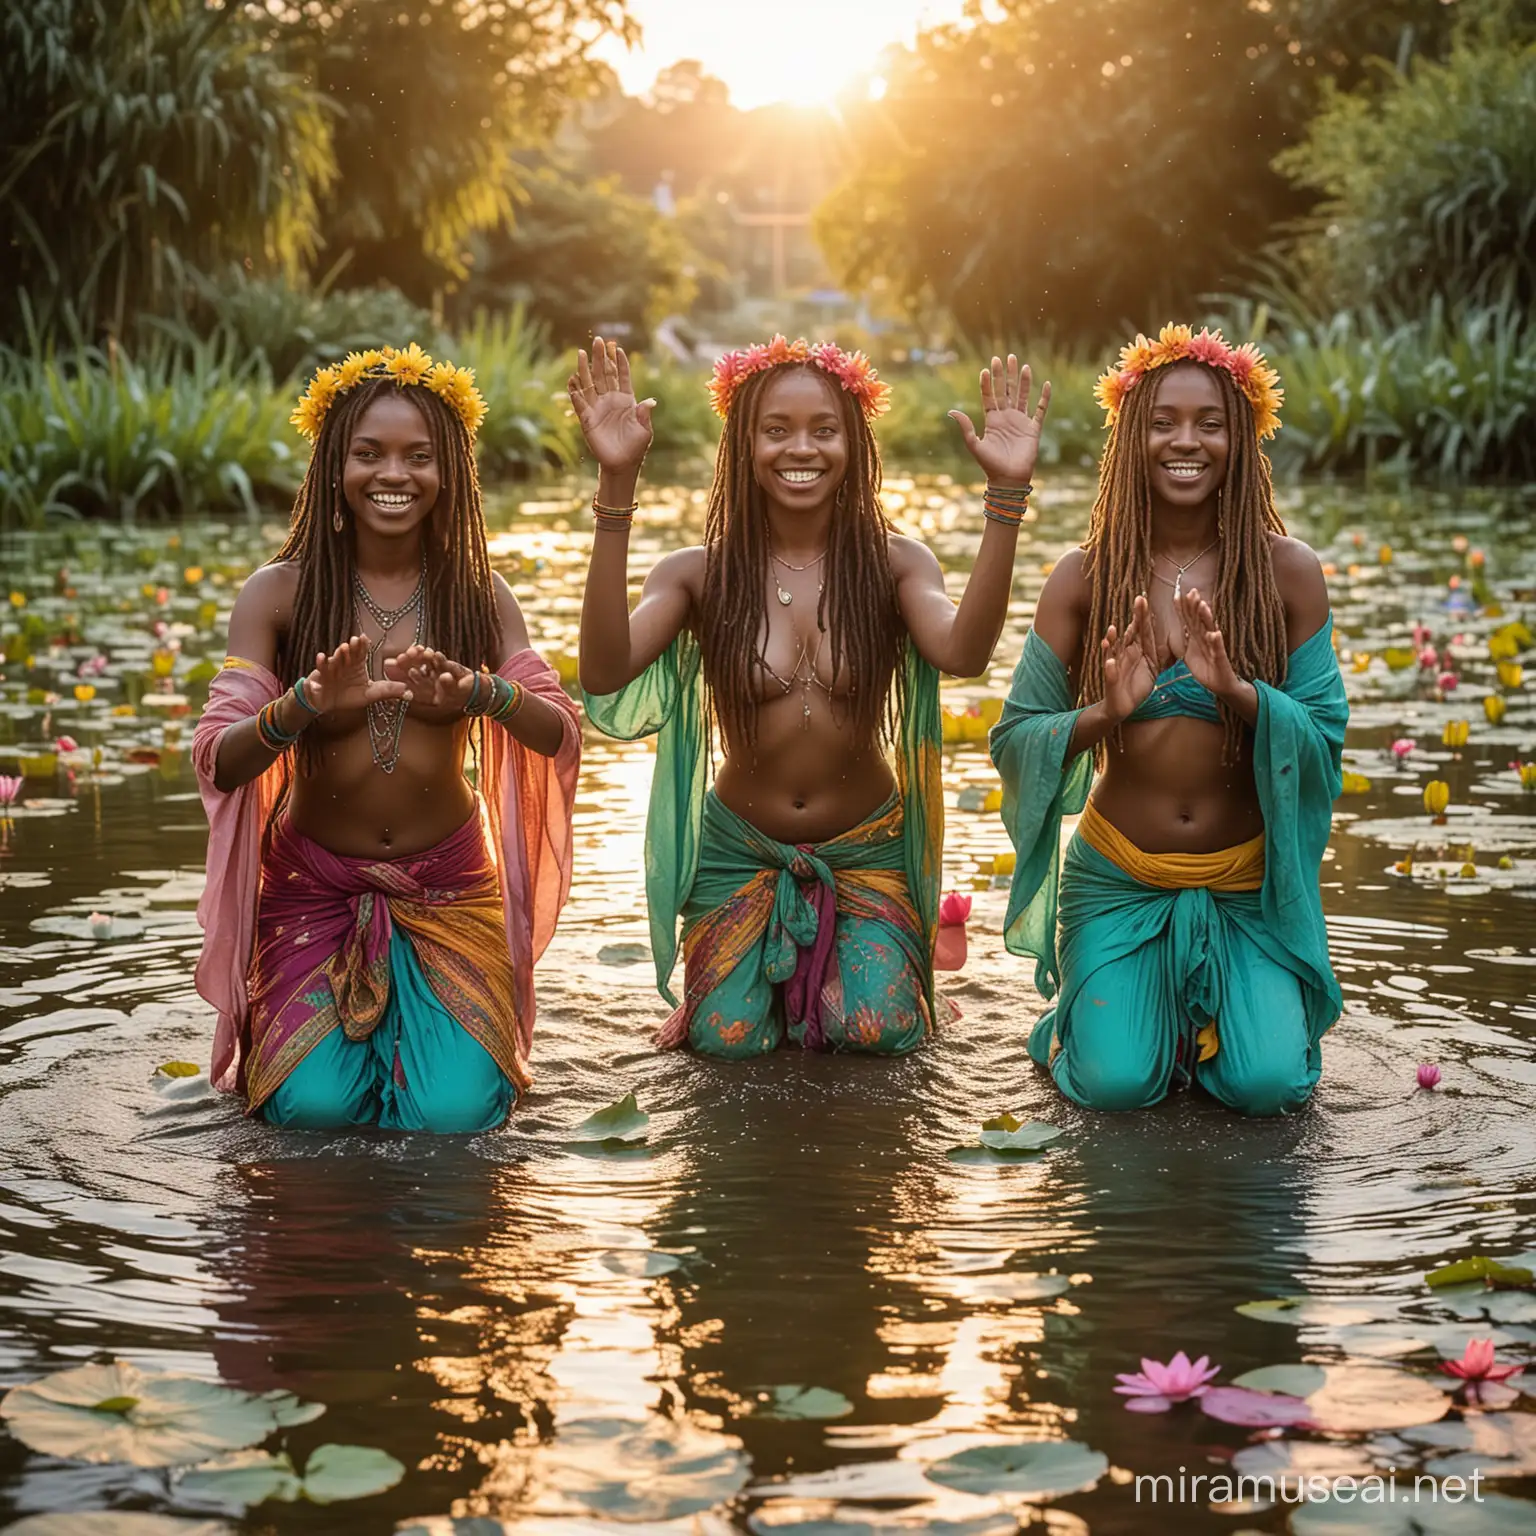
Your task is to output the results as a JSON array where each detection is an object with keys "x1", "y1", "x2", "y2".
[
  {"x1": 0, "y1": 335, "x2": 299, "y2": 528},
  {"x1": 455, "y1": 309, "x2": 581, "y2": 478}
]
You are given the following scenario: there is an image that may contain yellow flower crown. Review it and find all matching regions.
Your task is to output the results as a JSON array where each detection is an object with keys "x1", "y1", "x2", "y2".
[
  {"x1": 1093, "y1": 324, "x2": 1284, "y2": 440},
  {"x1": 289, "y1": 343, "x2": 488, "y2": 444}
]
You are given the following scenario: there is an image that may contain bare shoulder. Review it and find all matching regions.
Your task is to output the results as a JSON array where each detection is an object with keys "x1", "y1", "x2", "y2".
[
  {"x1": 231, "y1": 560, "x2": 297, "y2": 623},
  {"x1": 492, "y1": 570, "x2": 532, "y2": 661},
  {"x1": 888, "y1": 533, "x2": 942, "y2": 582},
  {"x1": 646, "y1": 543, "x2": 708, "y2": 600},
  {"x1": 1030, "y1": 546, "x2": 1090, "y2": 667},
  {"x1": 1267, "y1": 534, "x2": 1331, "y2": 645}
]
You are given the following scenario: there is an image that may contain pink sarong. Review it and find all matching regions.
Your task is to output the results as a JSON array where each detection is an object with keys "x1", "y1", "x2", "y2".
[{"x1": 192, "y1": 650, "x2": 581, "y2": 1096}]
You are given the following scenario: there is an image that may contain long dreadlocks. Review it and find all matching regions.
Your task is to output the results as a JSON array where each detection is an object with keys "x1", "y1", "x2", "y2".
[
  {"x1": 698, "y1": 364, "x2": 905, "y2": 750},
  {"x1": 1079, "y1": 361, "x2": 1289, "y2": 764},
  {"x1": 273, "y1": 377, "x2": 501, "y2": 687}
]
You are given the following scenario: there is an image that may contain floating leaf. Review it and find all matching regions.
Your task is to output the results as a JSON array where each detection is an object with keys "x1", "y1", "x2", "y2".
[
  {"x1": 175, "y1": 1444, "x2": 404, "y2": 1507},
  {"x1": 1402, "y1": 1411, "x2": 1536, "y2": 1479},
  {"x1": 597, "y1": 1250, "x2": 682, "y2": 1278},
  {"x1": 1232, "y1": 1363, "x2": 1328, "y2": 1397},
  {"x1": 1289, "y1": 1491, "x2": 1536, "y2": 1534},
  {"x1": 595, "y1": 942, "x2": 650, "y2": 966},
  {"x1": 1235, "y1": 1297, "x2": 1383, "y2": 1327},
  {"x1": 1303, "y1": 1364, "x2": 1452, "y2": 1432},
  {"x1": 752, "y1": 1385, "x2": 855, "y2": 1420},
  {"x1": 925, "y1": 1440, "x2": 1108, "y2": 1497},
  {"x1": 156, "y1": 1061, "x2": 201, "y2": 1078},
  {"x1": 1200, "y1": 1385, "x2": 1315, "y2": 1427},
  {"x1": 977, "y1": 1119, "x2": 1062, "y2": 1152},
  {"x1": 0, "y1": 1361, "x2": 317, "y2": 1466},
  {"x1": 1425, "y1": 1256, "x2": 1535, "y2": 1290},
  {"x1": 301, "y1": 1442, "x2": 407, "y2": 1503},
  {"x1": 3, "y1": 1519, "x2": 232, "y2": 1535},
  {"x1": 568, "y1": 1092, "x2": 650, "y2": 1145},
  {"x1": 946, "y1": 1145, "x2": 1049, "y2": 1165}
]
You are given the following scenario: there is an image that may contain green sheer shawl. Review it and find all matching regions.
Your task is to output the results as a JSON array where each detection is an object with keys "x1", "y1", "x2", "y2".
[{"x1": 583, "y1": 635, "x2": 943, "y2": 1009}]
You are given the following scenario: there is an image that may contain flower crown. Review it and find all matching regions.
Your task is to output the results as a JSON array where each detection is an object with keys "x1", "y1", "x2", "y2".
[
  {"x1": 1093, "y1": 324, "x2": 1283, "y2": 440},
  {"x1": 708, "y1": 335, "x2": 891, "y2": 421},
  {"x1": 289, "y1": 343, "x2": 488, "y2": 444}
]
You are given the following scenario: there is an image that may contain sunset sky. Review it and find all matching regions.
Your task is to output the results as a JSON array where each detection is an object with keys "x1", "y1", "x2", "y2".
[{"x1": 596, "y1": 0, "x2": 972, "y2": 109}]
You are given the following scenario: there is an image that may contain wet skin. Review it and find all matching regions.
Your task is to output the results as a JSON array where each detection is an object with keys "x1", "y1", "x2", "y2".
[
  {"x1": 217, "y1": 392, "x2": 552, "y2": 858},
  {"x1": 1032, "y1": 364, "x2": 1331, "y2": 854}
]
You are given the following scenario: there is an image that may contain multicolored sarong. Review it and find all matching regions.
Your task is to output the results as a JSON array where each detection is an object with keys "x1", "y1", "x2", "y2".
[
  {"x1": 658, "y1": 792, "x2": 930, "y2": 1057},
  {"x1": 582, "y1": 634, "x2": 944, "y2": 1049},
  {"x1": 989, "y1": 619, "x2": 1348, "y2": 1116},
  {"x1": 243, "y1": 813, "x2": 522, "y2": 1127}
]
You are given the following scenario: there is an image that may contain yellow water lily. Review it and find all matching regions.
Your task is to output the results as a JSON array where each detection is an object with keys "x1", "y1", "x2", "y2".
[
  {"x1": 992, "y1": 851, "x2": 1016, "y2": 876},
  {"x1": 1497, "y1": 661, "x2": 1523, "y2": 689},
  {"x1": 1341, "y1": 771, "x2": 1371, "y2": 795},
  {"x1": 183, "y1": 566, "x2": 204, "y2": 584},
  {"x1": 1350, "y1": 652, "x2": 1372, "y2": 673},
  {"x1": 1518, "y1": 762, "x2": 1536, "y2": 791},
  {"x1": 73, "y1": 684, "x2": 95, "y2": 702},
  {"x1": 1484, "y1": 695, "x2": 1507, "y2": 724},
  {"x1": 1378, "y1": 544, "x2": 1393, "y2": 565},
  {"x1": 1424, "y1": 781, "x2": 1451, "y2": 817},
  {"x1": 7, "y1": 591, "x2": 24, "y2": 608},
  {"x1": 1384, "y1": 647, "x2": 1417, "y2": 671},
  {"x1": 1442, "y1": 719, "x2": 1470, "y2": 748}
]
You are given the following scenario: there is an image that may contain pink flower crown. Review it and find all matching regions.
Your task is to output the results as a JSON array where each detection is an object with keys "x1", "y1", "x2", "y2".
[
  {"x1": 708, "y1": 335, "x2": 892, "y2": 421},
  {"x1": 1093, "y1": 324, "x2": 1284, "y2": 441}
]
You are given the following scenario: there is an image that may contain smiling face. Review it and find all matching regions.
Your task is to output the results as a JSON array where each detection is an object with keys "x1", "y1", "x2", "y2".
[
  {"x1": 751, "y1": 367, "x2": 850, "y2": 516},
  {"x1": 1144, "y1": 364, "x2": 1230, "y2": 509},
  {"x1": 341, "y1": 390, "x2": 441, "y2": 539}
]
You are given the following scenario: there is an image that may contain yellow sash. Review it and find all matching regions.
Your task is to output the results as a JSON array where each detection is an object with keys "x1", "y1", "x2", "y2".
[{"x1": 1077, "y1": 800, "x2": 1265, "y2": 893}]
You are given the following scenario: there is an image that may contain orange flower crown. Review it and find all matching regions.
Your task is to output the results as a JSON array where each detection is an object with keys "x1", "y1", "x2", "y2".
[
  {"x1": 1093, "y1": 325, "x2": 1283, "y2": 441},
  {"x1": 708, "y1": 335, "x2": 891, "y2": 421},
  {"x1": 289, "y1": 343, "x2": 488, "y2": 444}
]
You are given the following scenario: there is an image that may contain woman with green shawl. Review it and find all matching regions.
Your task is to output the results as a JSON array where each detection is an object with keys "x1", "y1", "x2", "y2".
[
  {"x1": 990, "y1": 325, "x2": 1347, "y2": 1116},
  {"x1": 569, "y1": 335, "x2": 1050, "y2": 1057}
]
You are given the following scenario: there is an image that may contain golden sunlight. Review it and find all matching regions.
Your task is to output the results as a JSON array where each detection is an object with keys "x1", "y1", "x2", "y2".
[{"x1": 600, "y1": 0, "x2": 969, "y2": 110}]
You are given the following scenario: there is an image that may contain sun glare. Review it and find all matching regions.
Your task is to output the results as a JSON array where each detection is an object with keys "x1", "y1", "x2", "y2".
[{"x1": 601, "y1": 0, "x2": 969, "y2": 110}]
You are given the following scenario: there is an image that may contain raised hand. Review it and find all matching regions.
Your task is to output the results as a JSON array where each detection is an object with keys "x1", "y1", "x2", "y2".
[
  {"x1": 567, "y1": 336, "x2": 656, "y2": 472},
  {"x1": 384, "y1": 644, "x2": 476, "y2": 712},
  {"x1": 304, "y1": 636, "x2": 408, "y2": 715},
  {"x1": 1174, "y1": 588, "x2": 1243, "y2": 696},
  {"x1": 1100, "y1": 595, "x2": 1158, "y2": 723},
  {"x1": 947, "y1": 353, "x2": 1052, "y2": 487}
]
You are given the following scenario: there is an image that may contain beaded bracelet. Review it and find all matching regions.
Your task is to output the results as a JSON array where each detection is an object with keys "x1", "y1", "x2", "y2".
[
  {"x1": 592, "y1": 494, "x2": 638, "y2": 533},
  {"x1": 256, "y1": 697, "x2": 302, "y2": 753},
  {"x1": 489, "y1": 676, "x2": 526, "y2": 723}
]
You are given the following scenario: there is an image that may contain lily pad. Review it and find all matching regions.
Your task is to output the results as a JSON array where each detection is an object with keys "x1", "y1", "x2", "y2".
[
  {"x1": 1289, "y1": 1491, "x2": 1536, "y2": 1534},
  {"x1": 175, "y1": 1443, "x2": 405, "y2": 1506},
  {"x1": 2, "y1": 1520, "x2": 231, "y2": 1535},
  {"x1": 1236, "y1": 1297, "x2": 1386, "y2": 1327},
  {"x1": 957, "y1": 1272, "x2": 1071, "y2": 1303},
  {"x1": 1401, "y1": 1412, "x2": 1536, "y2": 1479},
  {"x1": 976, "y1": 1117, "x2": 1062, "y2": 1152},
  {"x1": 1303, "y1": 1365, "x2": 1452, "y2": 1433},
  {"x1": 1230, "y1": 1438, "x2": 1383, "y2": 1481},
  {"x1": 752, "y1": 1385, "x2": 855, "y2": 1421},
  {"x1": 1426, "y1": 1256, "x2": 1534, "y2": 1290},
  {"x1": 748, "y1": 1518, "x2": 1015, "y2": 1536},
  {"x1": 0, "y1": 1360, "x2": 320, "y2": 1466},
  {"x1": 567, "y1": 1092, "x2": 650, "y2": 1145},
  {"x1": 595, "y1": 942, "x2": 650, "y2": 966},
  {"x1": 925, "y1": 1439, "x2": 1108, "y2": 1497},
  {"x1": 1233, "y1": 1364, "x2": 1329, "y2": 1397},
  {"x1": 156, "y1": 1061, "x2": 201, "y2": 1078},
  {"x1": 597, "y1": 1250, "x2": 682, "y2": 1278},
  {"x1": 1201, "y1": 1385, "x2": 1316, "y2": 1427},
  {"x1": 945, "y1": 1145, "x2": 1048, "y2": 1165}
]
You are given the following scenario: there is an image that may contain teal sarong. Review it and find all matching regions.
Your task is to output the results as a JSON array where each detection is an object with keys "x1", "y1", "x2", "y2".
[
  {"x1": 583, "y1": 635, "x2": 944, "y2": 1054},
  {"x1": 988, "y1": 620, "x2": 1348, "y2": 1115}
]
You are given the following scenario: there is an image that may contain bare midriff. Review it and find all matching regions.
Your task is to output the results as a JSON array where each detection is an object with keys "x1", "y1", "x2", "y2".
[
  {"x1": 1090, "y1": 715, "x2": 1264, "y2": 855},
  {"x1": 286, "y1": 709, "x2": 478, "y2": 860},
  {"x1": 713, "y1": 689, "x2": 897, "y2": 846}
]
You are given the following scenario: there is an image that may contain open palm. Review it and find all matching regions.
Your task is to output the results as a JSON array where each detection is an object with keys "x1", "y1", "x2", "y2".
[
  {"x1": 1174, "y1": 588, "x2": 1241, "y2": 696},
  {"x1": 304, "y1": 636, "x2": 407, "y2": 715},
  {"x1": 1102, "y1": 597, "x2": 1158, "y2": 722},
  {"x1": 568, "y1": 336, "x2": 655, "y2": 472},
  {"x1": 948, "y1": 354, "x2": 1052, "y2": 486}
]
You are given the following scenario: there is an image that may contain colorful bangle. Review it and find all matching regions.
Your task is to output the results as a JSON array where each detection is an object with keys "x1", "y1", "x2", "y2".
[
  {"x1": 489, "y1": 676, "x2": 526, "y2": 723},
  {"x1": 983, "y1": 482, "x2": 1032, "y2": 527},
  {"x1": 592, "y1": 494, "x2": 637, "y2": 532},
  {"x1": 463, "y1": 671, "x2": 486, "y2": 716},
  {"x1": 256, "y1": 698, "x2": 302, "y2": 753},
  {"x1": 291, "y1": 677, "x2": 321, "y2": 716}
]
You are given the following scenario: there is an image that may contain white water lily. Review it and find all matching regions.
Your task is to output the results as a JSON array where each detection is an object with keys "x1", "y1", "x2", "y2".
[{"x1": 0, "y1": 1360, "x2": 323, "y2": 1467}]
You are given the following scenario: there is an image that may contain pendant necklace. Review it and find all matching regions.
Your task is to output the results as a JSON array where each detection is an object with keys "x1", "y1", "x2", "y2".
[
  {"x1": 770, "y1": 545, "x2": 826, "y2": 607},
  {"x1": 760, "y1": 628, "x2": 831, "y2": 728},
  {"x1": 352, "y1": 557, "x2": 426, "y2": 774},
  {"x1": 1153, "y1": 537, "x2": 1220, "y2": 602}
]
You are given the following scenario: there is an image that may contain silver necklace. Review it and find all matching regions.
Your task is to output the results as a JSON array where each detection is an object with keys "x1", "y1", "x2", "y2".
[
  {"x1": 760, "y1": 628, "x2": 831, "y2": 728},
  {"x1": 352, "y1": 559, "x2": 426, "y2": 774},
  {"x1": 769, "y1": 546, "x2": 826, "y2": 607},
  {"x1": 1152, "y1": 538, "x2": 1220, "y2": 602}
]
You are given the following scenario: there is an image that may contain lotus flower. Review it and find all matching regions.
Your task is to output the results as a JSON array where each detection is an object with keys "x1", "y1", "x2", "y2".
[
  {"x1": 1441, "y1": 1338, "x2": 1520, "y2": 1387},
  {"x1": 1437, "y1": 670, "x2": 1459, "y2": 693},
  {"x1": 1412, "y1": 622, "x2": 1432, "y2": 648},
  {"x1": 1417, "y1": 1063, "x2": 1442, "y2": 1090},
  {"x1": 77, "y1": 655, "x2": 107, "y2": 677},
  {"x1": 88, "y1": 913, "x2": 113, "y2": 940},
  {"x1": 55, "y1": 736, "x2": 78, "y2": 754},
  {"x1": 0, "y1": 774, "x2": 21, "y2": 809},
  {"x1": 1418, "y1": 646, "x2": 1439, "y2": 670},
  {"x1": 1390, "y1": 738, "x2": 1416, "y2": 761},
  {"x1": 1114, "y1": 1352, "x2": 1221, "y2": 1412},
  {"x1": 935, "y1": 891, "x2": 972, "y2": 972}
]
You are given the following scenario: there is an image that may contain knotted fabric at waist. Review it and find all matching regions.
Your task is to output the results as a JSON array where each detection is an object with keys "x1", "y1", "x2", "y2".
[{"x1": 1077, "y1": 799, "x2": 1265, "y2": 892}]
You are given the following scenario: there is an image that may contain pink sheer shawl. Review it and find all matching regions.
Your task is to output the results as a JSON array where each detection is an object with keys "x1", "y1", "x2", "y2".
[{"x1": 192, "y1": 652, "x2": 581, "y2": 1094}]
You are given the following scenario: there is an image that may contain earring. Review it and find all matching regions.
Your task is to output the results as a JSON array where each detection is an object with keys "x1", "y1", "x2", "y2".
[{"x1": 333, "y1": 506, "x2": 344, "y2": 534}]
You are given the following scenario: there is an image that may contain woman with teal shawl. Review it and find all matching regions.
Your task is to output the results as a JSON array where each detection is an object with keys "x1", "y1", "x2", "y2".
[
  {"x1": 990, "y1": 326, "x2": 1347, "y2": 1116},
  {"x1": 566, "y1": 335, "x2": 1052, "y2": 1057}
]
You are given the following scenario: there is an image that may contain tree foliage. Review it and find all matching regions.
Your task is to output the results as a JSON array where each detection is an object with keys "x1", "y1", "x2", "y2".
[
  {"x1": 1274, "y1": 3, "x2": 1536, "y2": 310},
  {"x1": 816, "y1": 0, "x2": 1470, "y2": 344},
  {"x1": 1, "y1": 0, "x2": 333, "y2": 337},
  {"x1": 250, "y1": 0, "x2": 639, "y2": 300}
]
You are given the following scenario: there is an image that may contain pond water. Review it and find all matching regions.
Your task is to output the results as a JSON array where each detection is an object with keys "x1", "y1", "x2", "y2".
[{"x1": 1, "y1": 477, "x2": 1534, "y2": 1535}]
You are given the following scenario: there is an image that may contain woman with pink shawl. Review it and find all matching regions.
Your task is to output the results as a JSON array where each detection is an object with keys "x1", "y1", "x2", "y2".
[{"x1": 193, "y1": 345, "x2": 580, "y2": 1133}]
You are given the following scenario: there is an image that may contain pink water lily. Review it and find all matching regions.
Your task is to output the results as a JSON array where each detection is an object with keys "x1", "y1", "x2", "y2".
[
  {"x1": 1442, "y1": 1338, "x2": 1521, "y2": 1385},
  {"x1": 939, "y1": 892, "x2": 972, "y2": 926},
  {"x1": 55, "y1": 736, "x2": 79, "y2": 754},
  {"x1": 935, "y1": 891, "x2": 971, "y2": 972},
  {"x1": 1437, "y1": 670, "x2": 1459, "y2": 693},
  {"x1": 1115, "y1": 1351, "x2": 1221, "y2": 1412},
  {"x1": 1417, "y1": 1063, "x2": 1442, "y2": 1090},
  {"x1": 0, "y1": 774, "x2": 22, "y2": 807},
  {"x1": 1412, "y1": 622, "x2": 1432, "y2": 648},
  {"x1": 1390, "y1": 738, "x2": 1416, "y2": 761},
  {"x1": 1417, "y1": 646, "x2": 1439, "y2": 670}
]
